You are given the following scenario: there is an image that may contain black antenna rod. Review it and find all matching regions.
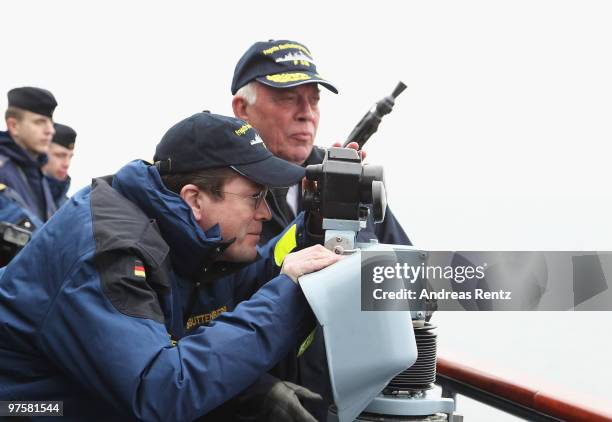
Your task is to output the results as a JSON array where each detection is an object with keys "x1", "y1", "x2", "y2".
[{"x1": 343, "y1": 81, "x2": 407, "y2": 149}]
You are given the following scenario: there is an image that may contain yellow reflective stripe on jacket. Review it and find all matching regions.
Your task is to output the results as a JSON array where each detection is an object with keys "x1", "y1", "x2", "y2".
[
  {"x1": 297, "y1": 328, "x2": 316, "y2": 357},
  {"x1": 274, "y1": 223, "x2": 297, "y2": 267}
]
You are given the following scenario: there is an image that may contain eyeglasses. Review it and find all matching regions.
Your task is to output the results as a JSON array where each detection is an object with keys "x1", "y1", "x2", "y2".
[{"x1": 216, "y1": 188, "x2": 269, "y2": 211}]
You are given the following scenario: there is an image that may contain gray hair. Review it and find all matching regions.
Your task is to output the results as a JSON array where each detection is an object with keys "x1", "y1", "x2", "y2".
[{"x1": 234, "y1": 81, "x2": 258, "y2": 105}]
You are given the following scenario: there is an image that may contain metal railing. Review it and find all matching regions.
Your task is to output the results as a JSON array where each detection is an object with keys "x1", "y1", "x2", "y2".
[{"x1": 436, "y1": 356, "x2": 612, "y2": 422}]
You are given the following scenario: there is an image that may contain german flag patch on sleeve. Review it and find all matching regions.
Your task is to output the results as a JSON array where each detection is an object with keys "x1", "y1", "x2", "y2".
[{"x1": 134, "y1": 259, "x2": 146, "y2": 278}]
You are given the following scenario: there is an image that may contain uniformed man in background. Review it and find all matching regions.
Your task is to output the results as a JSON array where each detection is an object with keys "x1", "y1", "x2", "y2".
[
  {"x1": 0, "y1": 87, "x2": 58, "y2": 263},
  {"x1": 43, "y1": 122, "x2": 77, "y2": 207},
  {"x1": 0, "y1": 87, "x2": 59, "y2": 222}
]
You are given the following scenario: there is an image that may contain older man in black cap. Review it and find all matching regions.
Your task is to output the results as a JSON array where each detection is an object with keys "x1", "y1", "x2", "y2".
[
  {"x1": 43, "y1": 123, "x2": 77, "y2": 207},
  {"x1": 0, "y1": 87, "x2": 59, "y2": 223},
  {"x1": 231, "y1": 40, "x2": 411, "y2": 248},
  {"x1": 230, "y1": 40, "x2": 413, "y2": 421}
]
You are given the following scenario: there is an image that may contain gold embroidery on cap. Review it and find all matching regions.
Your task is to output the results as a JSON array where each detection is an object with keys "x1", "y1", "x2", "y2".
[
  {"x1": 262, "y1": 43, "x2": 312, "y2": 57},
  {"x1": 266, "y1": 73, "x2": 312, "y2": 83},
  {"x1": 234, "y1": 123, "x2": 252, "y2": 136}
]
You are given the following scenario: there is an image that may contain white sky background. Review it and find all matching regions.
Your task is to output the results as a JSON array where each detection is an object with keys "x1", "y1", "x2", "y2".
[{"x1": 3, "y1": 0, "x2": 612, "y2": 419}]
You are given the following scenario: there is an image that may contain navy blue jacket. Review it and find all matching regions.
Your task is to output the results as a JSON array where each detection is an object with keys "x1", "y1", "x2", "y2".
[
  {"x1": 0, "y1": 131, "x2": 57, "y2": 222},
  {"x1": 0, "y1": 184, "x2": 44, "y2": 229},
  {"x1": 45, "y1": 174, "x2": 71, "y2": 208},
  {"x1": 260, "y1": 146, "x2": 413, "y2": 421},
  {"x1": 0, "y1": 160, "x2": 314, "y2": 421},
  {"x1": 0, "y1": 184, "x2": 44, "y2": 265}
]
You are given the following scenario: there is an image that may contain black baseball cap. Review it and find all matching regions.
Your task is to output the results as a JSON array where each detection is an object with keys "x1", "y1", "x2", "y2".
[
  {"x1": 231, "y1": 40, "x2": 338, "y2": 95},
  {"x1": 52, "y1": 123, "x2": 77, "y2": 150},
  {"x1": 7, "y1": 87, "x2": 57, "y2": 118},
  {"x1": 154, "y1": 112, "x2": 305, "y2": 188}
]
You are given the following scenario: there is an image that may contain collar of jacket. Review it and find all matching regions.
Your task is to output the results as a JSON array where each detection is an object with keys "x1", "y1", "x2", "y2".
[
  {"x1": 304, "y1": 145, "x2": 326, "y2": 166},
  {"x1": 0, "y1": 131, "x2": 48, "y2": 168},
  {"x1": 112, "y1": 160, "x2": 232, "y2": 278},
  {"x1": 45, "y1": 174, "x2": 70, "y2": 201}
]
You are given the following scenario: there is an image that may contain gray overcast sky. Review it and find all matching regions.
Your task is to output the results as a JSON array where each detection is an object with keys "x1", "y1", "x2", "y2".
[{"x1": 2, "y1": 0, "x2": 612, "y2": 417}]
